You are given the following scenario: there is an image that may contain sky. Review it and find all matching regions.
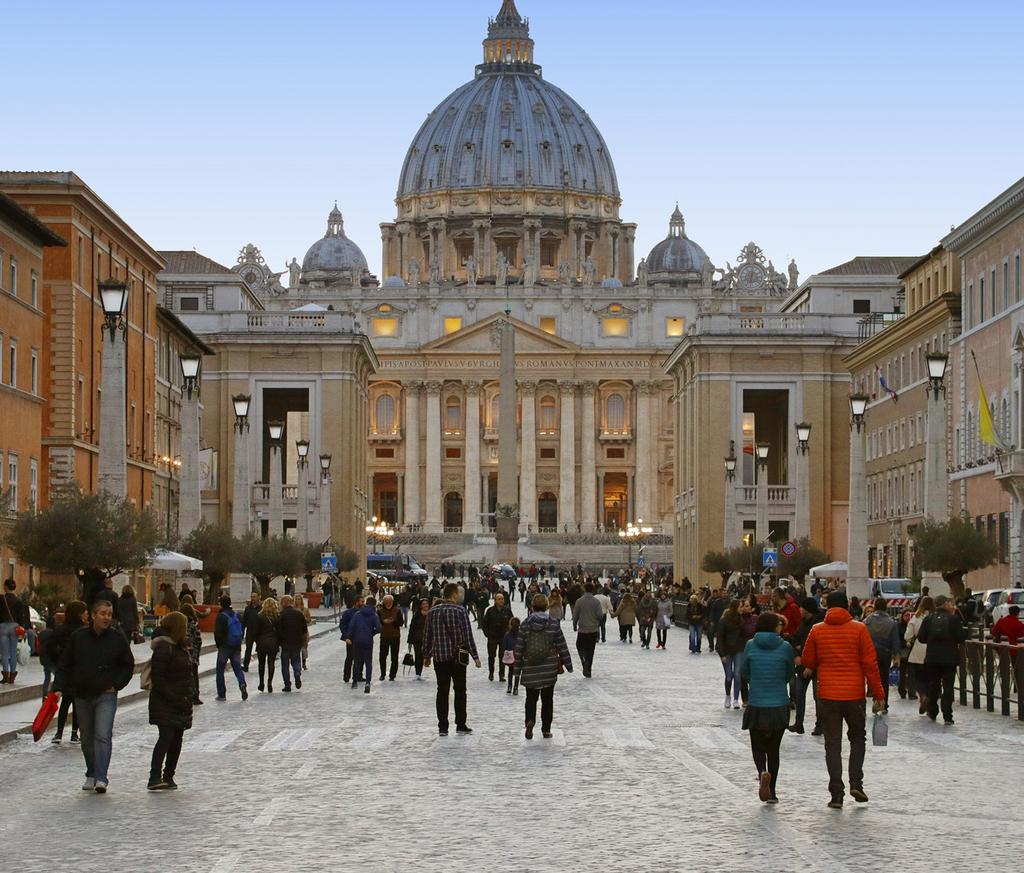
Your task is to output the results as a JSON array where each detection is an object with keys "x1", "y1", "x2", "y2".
[{"x1": 5, "y1": 0, "x2": 1024, "y2": 280}]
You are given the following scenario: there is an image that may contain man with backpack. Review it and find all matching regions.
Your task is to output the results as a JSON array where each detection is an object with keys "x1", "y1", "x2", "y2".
[
  {"x1": 917, "y1": 594, "x2": 967, "y2": 725},
  {"x1": 214, "y1": 595, "x2": 248, "y2": 702},
  {"x1": 863, "y1": 597, "x2": 901, "y2": 708}
]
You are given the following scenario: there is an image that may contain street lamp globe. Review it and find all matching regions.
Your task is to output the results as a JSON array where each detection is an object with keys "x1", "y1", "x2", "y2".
[
  {"x1": 98, "y1": 279, "x2": 128, "y2": 319},
  {"x1": 267, "y1": 420, "x2": 285, "y2": 443},
  {"x1": 296, "y1": 439, "x2": 310, "y2": 459},
  {"x1": 849, "y1": 394, "x2": 869, "y2": 420},
  {"x1": 179, "y1": 354, "x2": 201, "y2": 382},
  {"x1": 755, "y1": 442, "x2": 770, "y2": 462},
  {"x1": 926, "y1": 352, "x2": 949, "y2": 384},
  {"x1": 319, "y1": 453, "x2": 332, "y2": 472},
  {"x1": 795, "y1": 422, "x2": 812, "y2": 444},
  {"x1": 232, "y1": 393, "x2": 251, "y2": 420}
]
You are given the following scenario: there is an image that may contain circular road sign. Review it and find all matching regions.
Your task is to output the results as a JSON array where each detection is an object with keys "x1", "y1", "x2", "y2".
[{"x1": 781, "y1": 541, "x2": 797, "y2": 558}]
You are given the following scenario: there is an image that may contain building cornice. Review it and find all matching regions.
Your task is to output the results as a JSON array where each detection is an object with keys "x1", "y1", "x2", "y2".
[{"x1": 941, "y1": 176, "x2": 1024, "y2": 254}]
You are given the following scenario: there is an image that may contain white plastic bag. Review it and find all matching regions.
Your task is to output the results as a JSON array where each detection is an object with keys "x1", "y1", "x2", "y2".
[
  {"x1": 16, "y1": 636, "x2": 30, "y2": 666},
  {"x1": 871, "y1": 712, "x2": 888, "y2": 747}
]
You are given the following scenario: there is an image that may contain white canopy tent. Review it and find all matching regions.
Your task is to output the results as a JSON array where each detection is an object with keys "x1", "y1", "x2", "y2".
[
  {"x1": 147, "y1": 550, "x2": 204, "y2": 572},
  {"x1": 810, "y1": 560, "x2": 847, "y2": 578}
]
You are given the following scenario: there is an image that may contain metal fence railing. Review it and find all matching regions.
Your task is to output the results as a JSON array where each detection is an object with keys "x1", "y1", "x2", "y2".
[{"x1": 956, "y1": 637, "x2": 1023, "y2": 721}]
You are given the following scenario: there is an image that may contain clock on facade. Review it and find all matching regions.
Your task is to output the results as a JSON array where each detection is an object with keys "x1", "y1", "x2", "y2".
[{"x1": 738, "y1": 264, "x2": 765, "y2": 291}]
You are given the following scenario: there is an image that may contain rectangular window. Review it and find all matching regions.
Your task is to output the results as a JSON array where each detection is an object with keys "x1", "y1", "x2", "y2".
[
  {"x1": 179, "y1": 296, "x2": 200, "y2": 311},
  {"x1": 852, "y1": 299, "x2": 871, "y2": 314},
  {"x1": 666, "y1": 317, "x2": 685, "y2": 337},
  {"x1": 30, "y1": 349, "x2": 37, "y2": 394},
  {"x1": 992, "y1": 269, "x2": 997, "y2": 314},
  {"x1": 444, "y1": 447, "x2": 462, "y2": 459},
  {"x1": 980, "y1": 276, "x2": 985, "y2": 322},
  {"x1": 371, "y1": 317, "x2": 398, "y2": 337},
  {"x1": 967, "y1": 282, "x2": 974, "y2": 328},
  {"x1": 443, "y1": 317, "x2": 463, "y2": 335},
  {"x1": 999, "y1": 512, "x2": 1010, "y2": 563},
  {"x1": 78, "y1": 237, "x2": 84, "y2": 280},
  {"x1": 6, "y1": 455, "x2": 17, "y2": 511},
  {"x1": 1004, "y1": 262, "x2": 1010, "y2": 310},
  {"x1": 8, "y1": 341, "x2": 15, "y2": 388},
  {"x1": 539, "y1": 316, "x2": 557, "y2": 335},
  {"x1": 1016, "y1": 254, "x2": 1021, "y2": 303},
  {"x1": 8, "y1": 259, "x2": 16, "y2": 296},
  {"x1": 30, "y1": 272, "x2": 38, "y2": 307},
  {"x1": 540, "y1": 447, "x2": 556, "y2": 459},
  {"x1": 606, "y1": 447, "x2": 625, "y2": 459},
  {"x1": 602, "y1": 317, "x2": 629, "y2": 337},
  {"x1": 540, "y1": 239, "x2": 559, "y2": 268},
  {"x1": 29, "y1": 459, "x2": 38, "y2": 509},
  {"x1": 374, "y1": 448, "x2": 395, "y2": 459}
]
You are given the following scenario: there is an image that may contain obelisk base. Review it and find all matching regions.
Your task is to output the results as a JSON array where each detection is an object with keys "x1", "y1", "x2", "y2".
[{"x1": 495, "y1": 516, "x2": 520, "y2": 565}]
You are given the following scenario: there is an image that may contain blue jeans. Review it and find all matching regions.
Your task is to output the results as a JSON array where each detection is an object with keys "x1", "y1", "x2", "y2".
[
  {"x1": 721, "y1": 653, "x2": 740, "y2": 698},
  {"x1": 280, "y1": 647, "x2": 302, "y2": 689},
  {"x1": 216, "y1": 646, "x2": 246, "y2": 698},
  {"x1": 0, "y1": 623, "x2": 18, "y2": 672},
  {"x1": 76, "y1": 692, "x2": 118, "y2": 783},
  {"x1": 689, "y1": 623, "x2": 703, "y2": 652},
  {"x1": 734, "y1": 648, "x2": 748, "y2": 702}
]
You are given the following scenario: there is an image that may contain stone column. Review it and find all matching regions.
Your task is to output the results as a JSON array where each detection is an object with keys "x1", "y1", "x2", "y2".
[
  {"x1": 396, "y1": 473, "x2": 405, "y2": 528},
  {"x1": 793, "y1": 444, "x2": 810, "y2": 541},
  {"x1": 463, "y1": 381, "x2": 482, "y2": 534},
  {"x1": 482, "y1": 472, "x2": 490, "y2": 529},
  {"x1": 635, "y1": 382, "x2": 654, "y2": 521},
  {"x1": 755, "y1": 455, "x2": 769, "y2": 544},
  {"x1": 580, "y1": 381, "x2": 597, "y2": 532},
  {"x1": 231, "y1": 422, "x2": 250, "y2": 539},
  {"x1": 597, "y1": 471, "x2": 605, "y2": 529},
  {"x1": 269, "y1": 442, "x2": 283, "y2": 536},
  {"x1": 403, "y1": 382, "x2": 421, "y2": 526},
  {"x1": 924, "y1": 388, "x2": 949, "y2": 522},
  {"x1": 724, "y1": 473, "x2": 737, "y2": 547},
  {"x1": 558, "y1": 381, "x2": 576, "y2": 530},
  {"x1": 319, "y1": 472, "x2": 332, "y2": 544},
  {"x1": 178, "y1": 390, "x2": 201, "y2": 538},
  {"x1": 98, "y1": 332, "x2": 127, "y2": 497},
  {"x1": 847, "y1": 420, "x2": 869, "y2": 601},
  {"x1": 296, "y1": 459, "x2": 309, "y2": 544},
  {"x1": 424, "y1": 381, "x2": 443, "y2": 533},
  {"x1": 519, "y1": 381, "x2": 537, "y2": 535}
]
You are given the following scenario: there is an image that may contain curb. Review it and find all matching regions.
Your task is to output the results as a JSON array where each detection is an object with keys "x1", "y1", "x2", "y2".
[{"x1": 0, "y1": 622, "x2": 336, "y2": 747}]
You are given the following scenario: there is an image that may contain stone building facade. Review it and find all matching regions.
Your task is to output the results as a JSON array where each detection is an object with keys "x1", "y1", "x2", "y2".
[{"x1": 0, "y1": 193, "x2": 66, "y2": 586}]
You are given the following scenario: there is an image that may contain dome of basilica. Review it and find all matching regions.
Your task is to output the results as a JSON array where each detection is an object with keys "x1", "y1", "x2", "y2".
[
  {"x1": 302, "y1": 205, "x2": 369, "y2": 275},
  {"x1": 646, "y1": 205, "x2": 710, "y2": 275},
  {"x1": 397, "y1": 1, "x2": 618, "y2": 200}
]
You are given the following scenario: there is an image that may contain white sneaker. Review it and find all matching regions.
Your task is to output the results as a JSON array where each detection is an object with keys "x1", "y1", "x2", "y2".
[
  {"x1": 732, "y1": 698, "x2": 740, "y2": 709},
  {"x1": 82, "y1": 778, "x2": 96, "y2": 791},
  {"x1": 724, "y1": 695, "x2": 731, "y2": 709},
  {"x1": 94, "y1": 780, "x2": 108, "y2": 794}
]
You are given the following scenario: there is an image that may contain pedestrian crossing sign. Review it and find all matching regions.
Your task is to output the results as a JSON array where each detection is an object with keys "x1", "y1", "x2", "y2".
[
  {"x1": 321, "y1": 552, "x2": 337, "y2": 572},
  {"x1": 762, "y1": 547, "x2": 778, "y2": 569}
]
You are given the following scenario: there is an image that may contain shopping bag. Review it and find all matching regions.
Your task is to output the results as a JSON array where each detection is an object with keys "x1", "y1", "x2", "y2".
[
  {"x1": 32, "y1": 693, "x2": 60, "y2": 742},
  {"x1": 889, "y1": 666, "x2": 900, "y2": 686},
  {"x1": 16, "y1": 636, "x2": 30, "y2": 666},
  {"x1": 871, "y1": 712, "x2": 888, "y2": 747}
]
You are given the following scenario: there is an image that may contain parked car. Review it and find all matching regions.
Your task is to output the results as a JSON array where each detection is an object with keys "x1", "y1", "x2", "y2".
[
  {"x1": 973, "y1": 588, "x2": 1005, "y2": 625},
  {"x1": 991, "y1": 589, "x2": 1024, "y2": 624},
  {"x1": 28, "y1": 606, "x2": 45, "y2": 632}
]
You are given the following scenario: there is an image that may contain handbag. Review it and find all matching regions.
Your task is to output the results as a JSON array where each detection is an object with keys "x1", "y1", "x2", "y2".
[
  {"x1": 888, "y1": 665, "x2": 900, "y2": 686},
  {"x1": 16, "y1": 636, "x2": 30, "y2": 666},
  {"x1": 32, "y1": 693, "x2": 60, "y2": 742},
  {"x1": 871, "y1": 712, "x2": 888, "y2": 747},
  {"x1": 402, "y1": 651, "x2": 416, "y2": 667},
  {"x1": 457, "y1": 647, "x2": 470, "y2": 666},
  {"x1": 502, "y1": 650, "x2": 515, "y2": 665}
]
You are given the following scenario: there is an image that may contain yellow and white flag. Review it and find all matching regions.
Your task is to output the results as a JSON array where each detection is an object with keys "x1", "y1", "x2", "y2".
[{"x1": 973, "y1": 351, "x2": 1010, "y2": 450}]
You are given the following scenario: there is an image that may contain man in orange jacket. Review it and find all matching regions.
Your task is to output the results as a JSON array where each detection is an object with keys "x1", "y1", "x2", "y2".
[{"x1": 801, "y1": 589, "x2": 886, "y2": 809}]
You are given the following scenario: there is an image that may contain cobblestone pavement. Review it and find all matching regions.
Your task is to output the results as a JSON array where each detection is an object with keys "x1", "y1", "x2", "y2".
[{"x1": 2, "y1": 603, "x2": 1021, "y2": 873}]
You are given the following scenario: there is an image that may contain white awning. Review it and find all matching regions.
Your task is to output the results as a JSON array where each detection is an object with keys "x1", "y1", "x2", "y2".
[
  {"x1": 810, "y1": 561, "x2": 847, "y2": 578},
  {"x1": 147, "y1": 549, "x2": 204, "y2": 572}
]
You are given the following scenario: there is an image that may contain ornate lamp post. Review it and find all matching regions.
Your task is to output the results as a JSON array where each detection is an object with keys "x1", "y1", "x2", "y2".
[
  {"x1": 97, "y1": 279, "x2": 129, "y2": 497},
  {"x1": 794, "y1": 422, "x2": 812, "y2": 541},
  {"x1": 295, "y1": 439, "x2": 310, "y2": 544},
  {"x1": 755, "y1": 442, "x2": 770, "y2": 543},
  {"x1": 177, "y1": 352, "x2": 203, "y2": 538},
  {"x1": 847, "y1": 394, "x2": 870, "y2": 600},
  {"x1": 619, "y1": 518, "x2": 653, "y2": 578},
  {"x1": 230, "y1": 394, "x2": 251, "y2": 538},
  {"x1": 365, "y1": 515, "x2": 395, "y2": 555},
  {"x1": 924, "y1": 352, "x2": 951, "y2": 592},
  {"x1": 267, "y1": 420, "x2": 285, "y2": 537},
  {"x1": 319, "y1": 453, "x2": 333, "y2": 544},
  {"x1": 724, "y1": 441, "x2": 737, "y2": 546}
]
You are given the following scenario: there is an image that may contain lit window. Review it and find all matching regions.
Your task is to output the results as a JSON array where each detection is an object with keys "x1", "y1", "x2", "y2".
[
  {"x1": 539, "y1": 395, "x2": 557, "y2": 431},
  {"x1": 539, "y1": 317, "x2": 556, "y2": 335},
  {"x1": 603, "y1": 317, "x2": 629, "y2": 337},
  {"x1": 666, "y1": 317, "x2": 685, "y2": 337},
  {"x1": 372, "y1": 317, "x2": 398, "y2": 337},
  {"x1": 378, "y1": 303, "x2": 392, "y2": 313},
  {"x1": 444, "y1": 317, "x2": 463, "y2": 335},
  {"x1": 607, "y1": 394, "x2": 625, "y2": 431},
  {"x1": 608, "y1": 303, "x2": 622, "y2": 313},
  {"x1": 445, "y1": 396, "x2": 462, "y2": 431},
  {"x1": 375, "y1": 394, "x2": 396, "y2": 433}
]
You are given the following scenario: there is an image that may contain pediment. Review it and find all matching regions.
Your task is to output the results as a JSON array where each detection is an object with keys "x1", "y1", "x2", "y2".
[{"x1": 420, "y1": 314, "x2": 579, "y2": 354}]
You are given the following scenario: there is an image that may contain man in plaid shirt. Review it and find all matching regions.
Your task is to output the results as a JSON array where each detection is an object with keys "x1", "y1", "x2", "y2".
[{"x1": 424, "y1": 583, "x2": 481, "y2": 736}]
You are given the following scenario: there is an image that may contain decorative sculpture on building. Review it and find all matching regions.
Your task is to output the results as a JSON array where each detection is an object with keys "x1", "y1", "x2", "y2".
[
  {"x1": 583, "y1": 255, "x2": 596, "y2": 286},
  {"x1": 521, "y1": 254, "x2": 537, "y2": 287},
  {"x1": 713, "y1": 243, "x2": 790, "y2": 296},
  {"x1": 464, "y1": 254, "x2": 478, "y2": 288},
  {"x1": 429, "y1": 256, "x2": 441, "y2": 285},
  {"x1": 556, "y1": 258, "x2": 571, "y2": 283},
  {"x1": 636, "y1": 257, "x2": 648, "y2": 286},
  {"x1": 496, "y1": 252, "x2": 509, "y2": 287},
  {"x1": 788, "y1": 258, "x2": 799, "y2": 290},
  {"x1": 234, "y1": 243, "x2": 286, "y2": 296},
  {"x1": 287, "y1": 257, "x2": 300, "y2": 289},
  {"x1": 407, "y1": 257, "x2": 421, "y2": 287}
]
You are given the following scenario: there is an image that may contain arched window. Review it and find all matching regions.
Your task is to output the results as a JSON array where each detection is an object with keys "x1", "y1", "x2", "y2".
[
  {"x1": 607, "y1": 393, "x2": 625, "y2": 431},
  {"x1": 490, "y1": 394, "x2": 500, "y2": 428},
  {"x1": 539, "y1": 395, "x2": 557, "y2": 431},
  {"x1": 375, "y1": 394, "x2": 395, "y2": 434},
  {"x1": 445, "y1": 395, "x2": 462, "y2": 432}
]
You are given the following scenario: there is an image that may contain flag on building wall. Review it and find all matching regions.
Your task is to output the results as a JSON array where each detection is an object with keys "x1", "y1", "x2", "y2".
[
  {"x1": 876, "y1": 365, "x2": 898, "y2": 403},
  {"x1": 973, "y1": 351, "x2": 1010, "y2": 451}
]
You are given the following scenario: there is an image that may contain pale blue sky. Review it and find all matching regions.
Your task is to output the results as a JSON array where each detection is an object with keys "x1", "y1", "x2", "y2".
[{"x1": 6, "y1": 0, "x2": 1023, "y2": 279}]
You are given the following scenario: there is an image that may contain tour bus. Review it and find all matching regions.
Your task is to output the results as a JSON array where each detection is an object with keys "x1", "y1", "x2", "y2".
[{"x1": 366, "y1": 552, "x2": 429, "y2": 584}]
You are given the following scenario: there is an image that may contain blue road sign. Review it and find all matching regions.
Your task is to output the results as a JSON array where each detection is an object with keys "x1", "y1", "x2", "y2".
[
  {"x1": 637, "y1": 555, "x2": 646, "y2": 567},
  {"x1": 321, "y1": 552, "x2": 337, "y2": 573},
  {"x1": 762, "y1": 547, "x2": 778, "y2": 569}
]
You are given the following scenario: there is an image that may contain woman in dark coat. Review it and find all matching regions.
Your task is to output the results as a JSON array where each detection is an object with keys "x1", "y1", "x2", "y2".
[
  {"x1": 179, "y1": 601, "x2": 204, "y2": 705},
  {"x1": 117, "y1": 585, "x2": 140, "y2": 642},
  {"x1": 47, "y1": 600, "x2": 87, "y2": 744},
  {"x1": 406, "y1": 598, "x2": 429, "y2": 679},
  {"x1": 148, "y1": 612, "x2": 194, "y2": 790},
  {"x1": 514, "y1": 594, "x2": 573, "y2": 740},
  {"x1": 254, "y1": 598, "x2": 280, "y2": 692}
]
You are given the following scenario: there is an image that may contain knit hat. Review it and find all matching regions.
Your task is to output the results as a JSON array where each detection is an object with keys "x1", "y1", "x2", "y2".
[
  {"x1": 801, "y1": 597, "x2": 818, "y2": 613},
  {"x1": 826, "y1": 590, "x2": 849, "y2": 610}
]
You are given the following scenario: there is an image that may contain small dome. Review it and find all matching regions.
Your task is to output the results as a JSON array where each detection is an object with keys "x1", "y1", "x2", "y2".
[
  {"x1": 646, "y1": 205, "x2": 709, "y2": 275},
  {"x1": 383, "y1": 275, "x2": 406, "y2": 288},
  {"x1": 301, "y1": 204, "x2": 369, "y2": 275},
  {"x1": 601, "y1": 277, "x2": 623, "y2": 288}
]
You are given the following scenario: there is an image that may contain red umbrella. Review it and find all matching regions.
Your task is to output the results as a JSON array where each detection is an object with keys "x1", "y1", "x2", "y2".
[{"x1": 32, "y1": 693, "x2": 60, "y2": 742}]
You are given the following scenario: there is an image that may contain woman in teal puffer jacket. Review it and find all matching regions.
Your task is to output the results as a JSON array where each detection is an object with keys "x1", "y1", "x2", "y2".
[{"x1": 741, "y1": 611, "x2": 795, "y2": 804}]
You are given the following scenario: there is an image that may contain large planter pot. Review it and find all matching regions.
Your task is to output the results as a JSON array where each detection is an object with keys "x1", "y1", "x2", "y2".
[
  {"x1": 198, "y1": 605, "x2": 221, "y2": 634},
  {"x1": 305, "y1": 592, "x2": 322, "y2": 609}
]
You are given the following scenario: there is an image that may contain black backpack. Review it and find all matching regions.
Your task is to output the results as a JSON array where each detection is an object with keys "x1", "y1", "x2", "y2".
[{"x1": 928, "y1": 612, "x2": 952, "y2": 644}]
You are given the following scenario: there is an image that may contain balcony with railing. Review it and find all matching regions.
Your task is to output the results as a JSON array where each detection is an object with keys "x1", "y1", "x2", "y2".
[{"x1": 857, "y1": 311, "x2": 904, "y2": 344}]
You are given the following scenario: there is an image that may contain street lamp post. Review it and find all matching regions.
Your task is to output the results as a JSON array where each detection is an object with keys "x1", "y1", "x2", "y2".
[
  {"x1": 365, "y1": 515, "x2": 395, "y2": 554},
  {"x1": 925, "y1": 353, "x2": 950, "y2": 522},
  {"x1": 319, "y1": 453, "x2": 333, "y2": 544},
  {"x1": 755, "y1": 442, "x2": 770, "y2": 544},
  {"x1": 178, "y1": 352, "x2": 203, "y2": 539},
  {"x1": 847, "y1": 394, "x2": 870, "y2": 600},
  {"x1": 97, "y1": 279, "x2": 129, "y2": 497},
  {"x1": 267, "y1": 420, "x2": 285, "y2": 537},
  {"x1": 793, "y1": 422, "x2": 812, "y2": 541},
  {"x1": 230, "y1": 394, "x2": 251, "y2": 539},
  {"x1": 724, "y1": 441, "x2": 737, "y2": 547},
  {"x1": 295, "y1": 439, "x2": 310, "y2": 544},
  {"x1": 618, "y1": 518, "x2": 653, "y2": 580}
]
